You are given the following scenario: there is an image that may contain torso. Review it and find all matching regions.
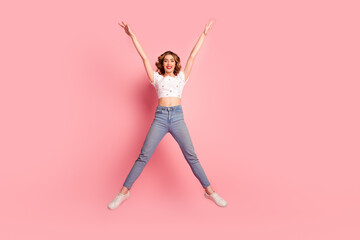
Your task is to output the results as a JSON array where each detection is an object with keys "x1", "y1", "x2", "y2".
[
  {"x1": 157, "y1": 73, "x2": 182, "y2": 107},
  {"x1": 158, "y1": 97, "x2": 181, "y2": 107}
]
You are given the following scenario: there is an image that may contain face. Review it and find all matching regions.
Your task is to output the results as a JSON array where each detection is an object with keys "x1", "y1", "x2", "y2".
[{"x1": 163, "y1": 55, "x2": 176, "y2": 74}]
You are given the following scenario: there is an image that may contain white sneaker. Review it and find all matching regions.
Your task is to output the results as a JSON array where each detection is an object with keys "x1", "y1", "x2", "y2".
[
  {"x1": 107, "y1": 191, "x2": 130, "y2": 210},
  {"x1": 204, "y1": 191, "x2": 228, "y2": 207}
]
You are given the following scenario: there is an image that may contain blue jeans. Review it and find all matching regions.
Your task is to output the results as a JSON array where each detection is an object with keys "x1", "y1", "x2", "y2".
[{"x1": 123, "y1": 104, "x2": 211, "y2": 190}]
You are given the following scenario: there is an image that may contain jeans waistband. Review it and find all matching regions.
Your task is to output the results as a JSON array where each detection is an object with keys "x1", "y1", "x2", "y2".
[{"x1": 156, "y1": 104, "x2": 182, "y2": 111}]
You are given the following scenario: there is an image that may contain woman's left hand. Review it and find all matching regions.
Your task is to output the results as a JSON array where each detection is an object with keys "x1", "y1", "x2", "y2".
[{"x1": 204, "y1": 19, "x2": 215, "y2": 36}]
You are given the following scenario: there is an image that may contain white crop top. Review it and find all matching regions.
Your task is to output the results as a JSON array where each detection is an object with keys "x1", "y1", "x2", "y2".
[{"x1": 151, "y1": 70, "x2": 188, "y2": 99}]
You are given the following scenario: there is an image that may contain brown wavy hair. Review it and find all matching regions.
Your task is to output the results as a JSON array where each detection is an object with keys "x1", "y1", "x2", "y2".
[{"x1": 155, "y1": 51, "x2": 182, "y2": 76}]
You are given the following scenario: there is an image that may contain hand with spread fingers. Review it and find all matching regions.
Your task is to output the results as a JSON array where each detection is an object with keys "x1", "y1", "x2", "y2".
[
  {"x1": 118, "y1": 21, "x2": 134, "y2": 37},
  {"x1": 203, "y1": 19, "x2": 215, "y2": 36}
]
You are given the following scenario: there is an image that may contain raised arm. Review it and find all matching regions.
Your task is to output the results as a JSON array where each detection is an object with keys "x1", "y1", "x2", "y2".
[
  {"x1": 183, "y1": 19, "x2": 215, "y2": 81},
  {"x1": 118, "y1": 21, "x2": 154, "y2": 83}
]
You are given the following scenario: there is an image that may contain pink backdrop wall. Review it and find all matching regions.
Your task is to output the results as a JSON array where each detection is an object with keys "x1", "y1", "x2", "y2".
[{"x1": 1, "y1": 0, "x2": 359, "y2": 239}]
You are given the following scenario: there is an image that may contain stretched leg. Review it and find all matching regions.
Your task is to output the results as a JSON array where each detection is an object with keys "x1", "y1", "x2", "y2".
[
  {"x1": 169, "y1": 116, "x2": 227, "y2": 207},
  {"x1": 123, "y1": 118, "x2": 168, "y2": 190},
  {"x1": 169, "y1": 118, "x2": 211, "y2": 189}
]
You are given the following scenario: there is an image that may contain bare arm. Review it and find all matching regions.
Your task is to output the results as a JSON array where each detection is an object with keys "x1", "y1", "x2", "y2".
[
  {"x1": 130, "y1": 34, "x2": 154, "y2": 82},
  {"x1": 118, "y1": 21, "x2": 154, "y2": 83},
  {"x1": 183, "y1": 19, "x2": 215, "y2": 81}
]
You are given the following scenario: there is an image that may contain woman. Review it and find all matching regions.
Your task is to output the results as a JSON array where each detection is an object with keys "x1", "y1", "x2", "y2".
[{"x1": 108, "y1": 19, "x2": 227, "y2": 209}]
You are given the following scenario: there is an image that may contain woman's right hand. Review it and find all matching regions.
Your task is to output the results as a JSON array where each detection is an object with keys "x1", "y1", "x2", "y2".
[{"x1": 118, "y1": 21, "x2": 134, "y2": 37}]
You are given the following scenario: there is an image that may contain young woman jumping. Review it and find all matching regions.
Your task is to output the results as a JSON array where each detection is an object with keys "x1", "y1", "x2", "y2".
[{"x1": 108, "y1": 19, "x2": 227, "y2": 209}]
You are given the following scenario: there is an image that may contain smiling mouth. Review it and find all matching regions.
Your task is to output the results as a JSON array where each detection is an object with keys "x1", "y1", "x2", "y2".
[{"x1": 166, "y1": 66, "x2": 172, "y2": 69}]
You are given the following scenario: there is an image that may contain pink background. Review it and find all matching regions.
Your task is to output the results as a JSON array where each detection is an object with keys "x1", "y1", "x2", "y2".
[{"x1": 1, "y1": 0, "x2": 359, "y2": 239}]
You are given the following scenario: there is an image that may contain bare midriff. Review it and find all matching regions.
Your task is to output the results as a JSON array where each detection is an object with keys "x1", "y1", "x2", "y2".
[{"x1": 158, "y1": 97, "x2": 181, "y2": 107}]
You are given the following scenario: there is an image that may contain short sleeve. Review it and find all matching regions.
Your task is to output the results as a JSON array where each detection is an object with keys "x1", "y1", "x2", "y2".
[
  {"x1": 152, "y1": 71, "x2": 159, "y2": 86},
  {"x1": 180, "y1": 71, "x2": 189, "y2": 85}
]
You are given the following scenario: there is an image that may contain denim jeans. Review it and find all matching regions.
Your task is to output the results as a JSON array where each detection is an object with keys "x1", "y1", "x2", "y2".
[{"x1": 123, "y1": 104, "x2": 211, "y2": 190}]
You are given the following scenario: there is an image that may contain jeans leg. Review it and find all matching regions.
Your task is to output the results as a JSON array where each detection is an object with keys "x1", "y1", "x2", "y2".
[
  {"x1": 169, "y1": 117, "x2": 211, "y2": 188},
  {"x1": 123, "y1": 117, "x2": 168, "y2": 189}
]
